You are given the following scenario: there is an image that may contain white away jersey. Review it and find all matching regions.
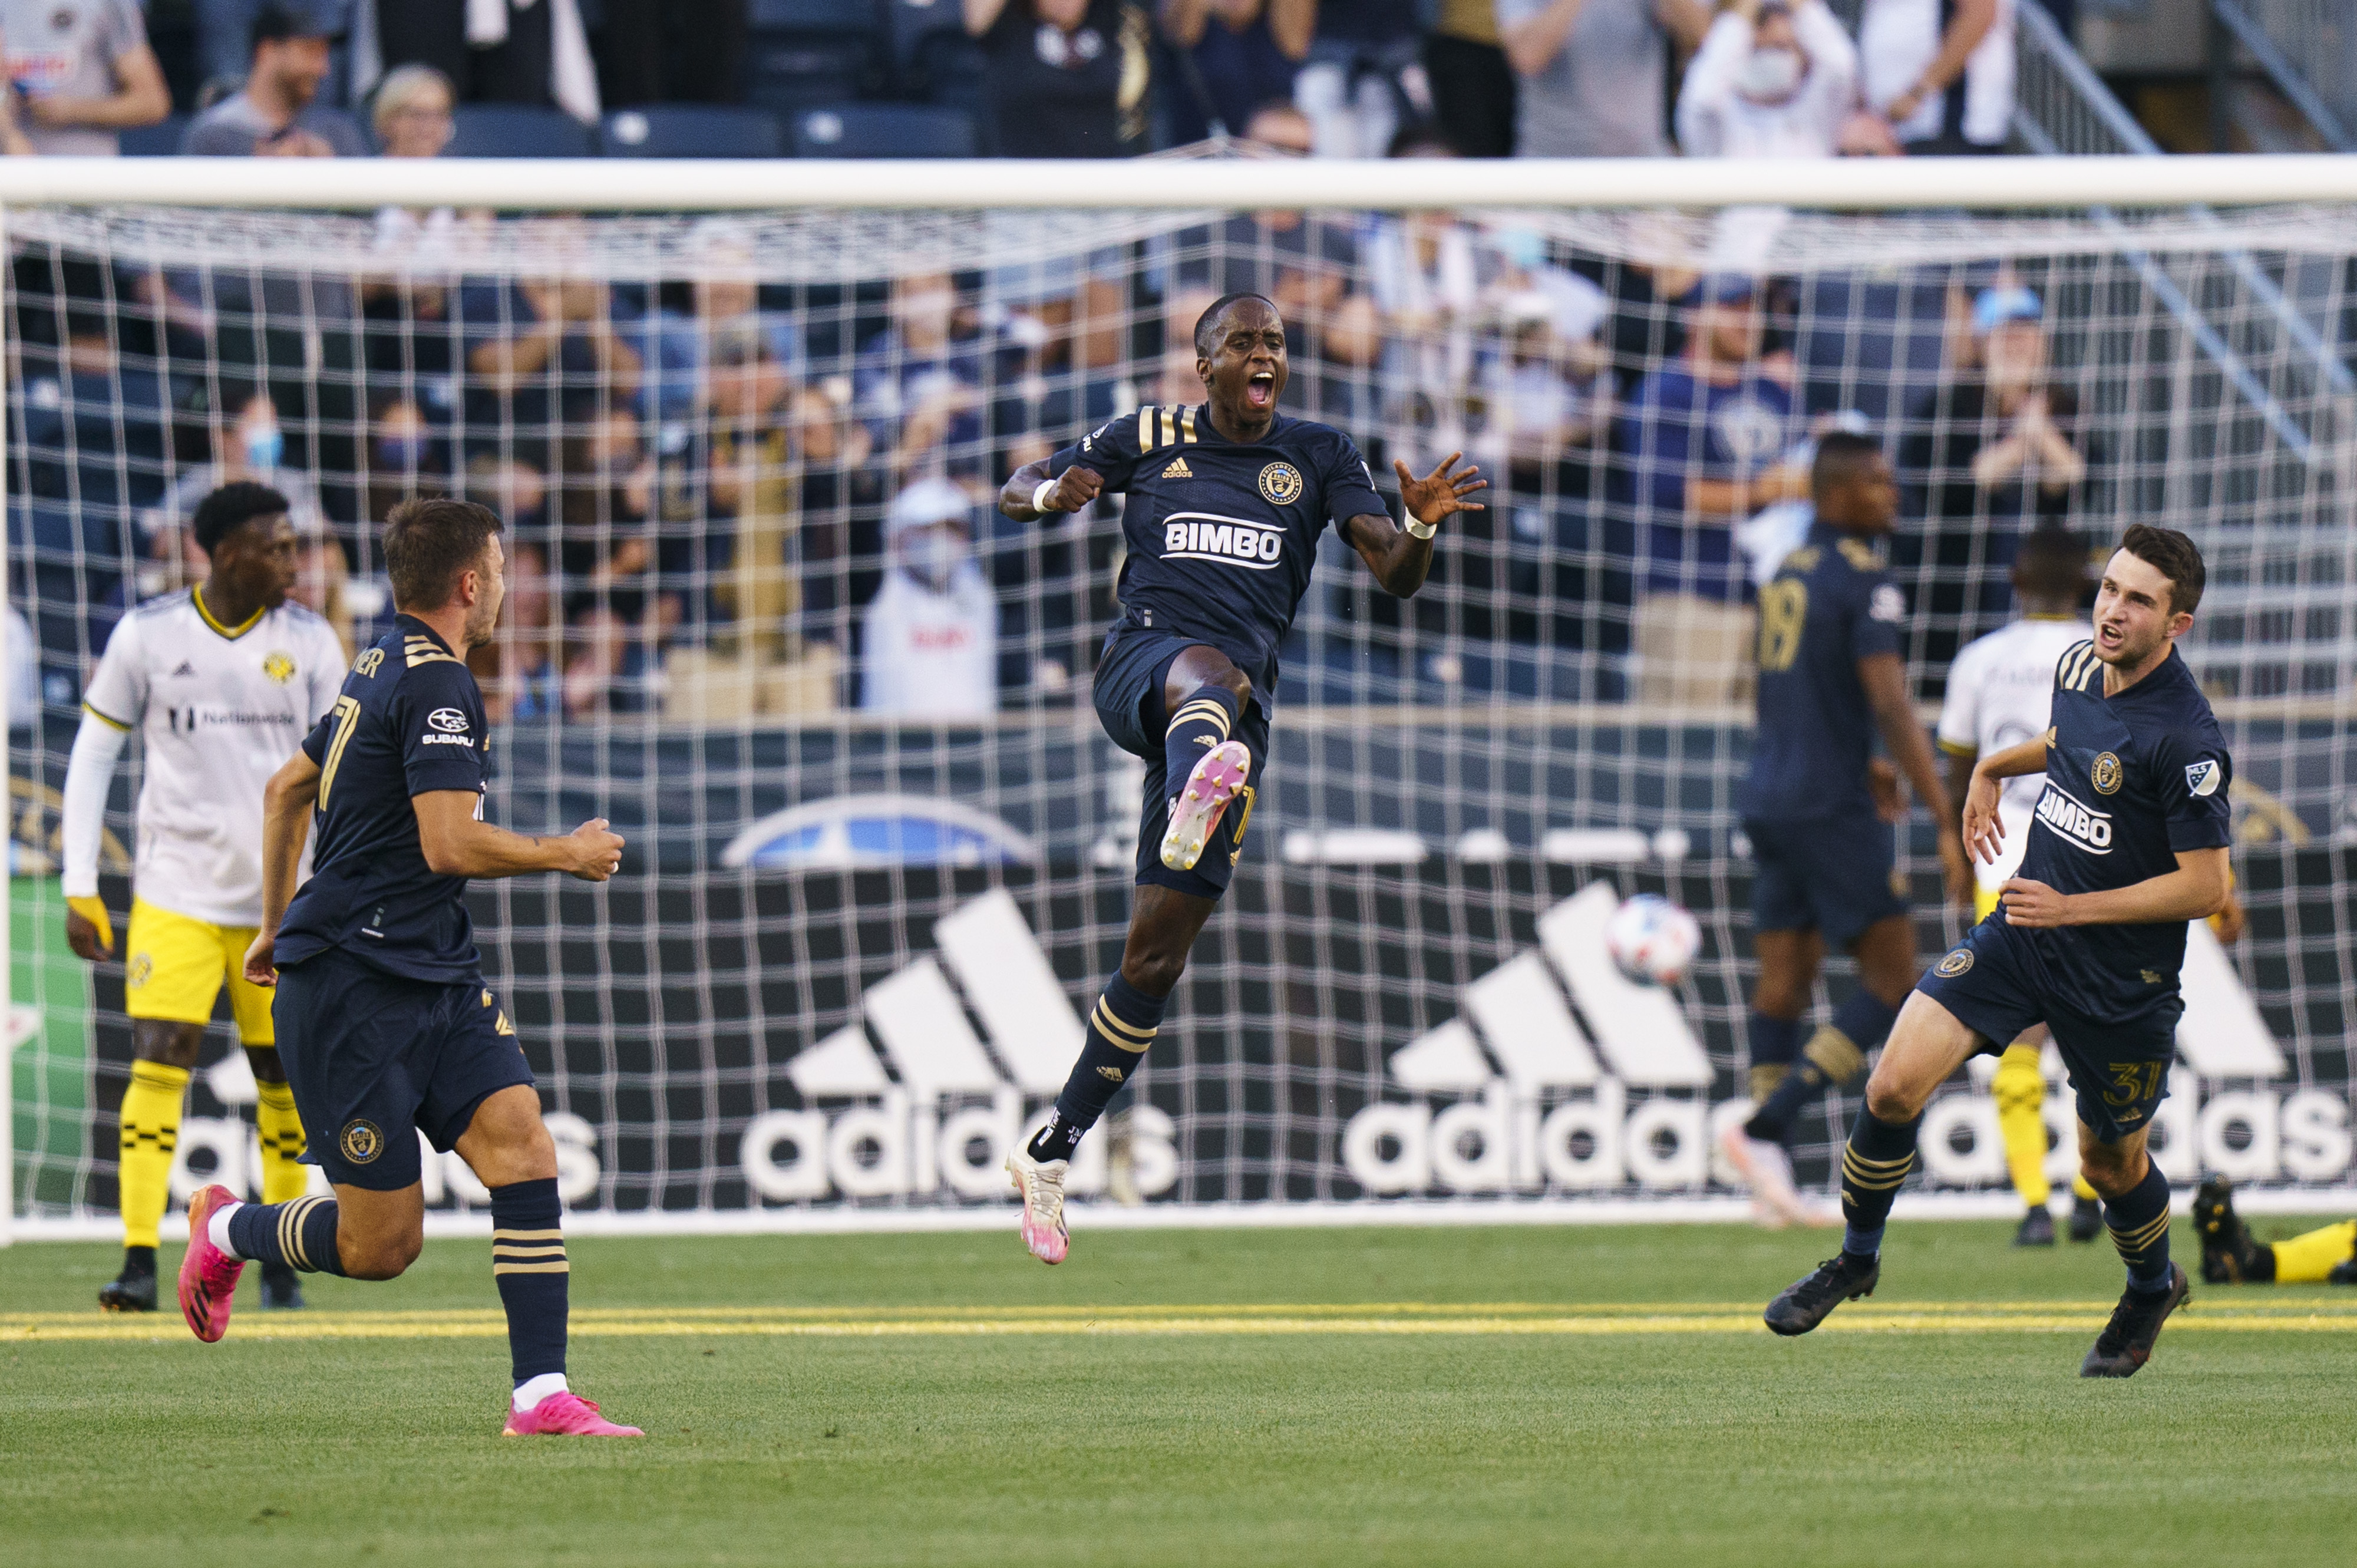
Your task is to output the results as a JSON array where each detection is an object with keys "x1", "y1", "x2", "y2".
[
  {"x1": 1936, "y1": 615, "x2": 2088, "y2": 890},
  {"x1": 80, "y1": 590, "x2": 346, "y2": 925}
]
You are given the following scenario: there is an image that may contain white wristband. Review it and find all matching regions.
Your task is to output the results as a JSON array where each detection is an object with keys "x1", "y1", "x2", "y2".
[
  {"x1": 1032, "y1": 478, "x2": 1060, "y2": 514},
  {"x1": 1406, "y1": 517, "x2": 1436, "y2": 540}
]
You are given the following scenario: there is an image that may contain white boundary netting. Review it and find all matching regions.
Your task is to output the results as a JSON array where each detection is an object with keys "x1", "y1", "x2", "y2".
[{"x1": 5, "y1": 159, "x2": 2356, "y2": 1235}]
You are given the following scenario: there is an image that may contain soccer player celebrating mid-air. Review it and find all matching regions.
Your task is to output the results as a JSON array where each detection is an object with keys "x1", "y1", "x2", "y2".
[
  {"x1": 1765, "y1": 524, "x2": 2231, "y2": 1379},
  {"x1": 1717, "y1": 433, "x2": 1968, "y2": 1228},
  {"x1": 995, "y1": 292, "x2": 1484, "y2": 1263},
  {"x1": 62, "y1": 483, "x2": 345, "y2": 1314},
  {"x1": 176, "y1": 498, "x2": 642, "y2": 1437}
]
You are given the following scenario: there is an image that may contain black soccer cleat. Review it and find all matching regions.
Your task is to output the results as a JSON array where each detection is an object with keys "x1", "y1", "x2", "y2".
[
  {"x1": 2079, "y1": 1263, "x2": 2190, "y2": 1378},
  {"x1": 259, "y1": 1259, "x2": 306, "y2": 1311},
  {"x1": 2329, "y1": 1257, "x2": 2357, "y2": 1286},
  {"x1": 1764, "y1": 1252, "x2": 1880, "y2": 1336},
  {"x1": 2013, "y1": 1207, "x2": 2056, "y2": 1247},
  {"x1": 98, "y1": 1247, "x2": 159, "y2": 1313},
  {"x1": 2068, "y1": 1201, "x2": 2103, "y2": 1244},
  {"x1": 2193, "y1": 1176, "x2": 2267, "y2": 1283}
]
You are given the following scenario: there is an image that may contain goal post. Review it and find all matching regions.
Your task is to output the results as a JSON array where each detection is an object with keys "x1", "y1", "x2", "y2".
[{"x1": 6, "y1": 155, "x2": 2355, "y2": 1239}]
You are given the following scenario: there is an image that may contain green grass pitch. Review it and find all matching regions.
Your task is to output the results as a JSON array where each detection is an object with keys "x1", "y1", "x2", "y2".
[{"x1": 3, "y1": 1219, "x2": 2352, "y2": 1567}]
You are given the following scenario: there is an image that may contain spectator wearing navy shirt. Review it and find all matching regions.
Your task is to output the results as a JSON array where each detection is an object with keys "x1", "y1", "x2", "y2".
[
  {"x1": 1612, "y1": 273, "x2": 1804, "y2": 704},
  {"x1": 1159, "y1": 0, "x2": 1315, "y2": 143},
  {"x1": 969, "y1": 0, "x2": 1153, "y2": 157}
]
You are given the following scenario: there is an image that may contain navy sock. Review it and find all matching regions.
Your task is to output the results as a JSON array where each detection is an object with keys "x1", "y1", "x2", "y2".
[
  {"x1": 1838, "y1": 1104, "x2": 1921, "y2": 1260},
  {"x1": 2103, "y1": 1161, "x2": 2175, "y2": 1295},
  {"x1": 1028, "y1": 973, "x2": 1168, "y2": 1161},
  {"x1": 226, "y1": 1194, "x2": 348, "y2": 1276},
  {"x1": 1742, "y1": 1013, "x2": 1802, "y2": 1117},
  {"x1": 489, "y1": 1177, "x2": 568, "y2": 1386},
  {"x1": 1745, "y1": 990, "x2": 1896, "y2": 1143},
  {"x1": 1161, "y1": 685, "x2": 1240, "y2": 801}
]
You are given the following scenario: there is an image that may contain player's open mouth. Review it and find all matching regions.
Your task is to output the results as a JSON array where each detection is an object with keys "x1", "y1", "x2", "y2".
[
  {"x1": 2096, "y1": 623, "x2": 2124, "y2": 649},
  {"x1": 1246, "y1": 373, "x2": 1275, "y2": 408}
]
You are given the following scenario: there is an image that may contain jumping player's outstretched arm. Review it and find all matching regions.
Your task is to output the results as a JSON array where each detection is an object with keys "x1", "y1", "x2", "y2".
[
  {"x1": 1961, "y1": 732, "x2": 2055, "y2": 864},
  {"x1": 1343, "y1": 453, "x2": 1487, "y2": 598}
]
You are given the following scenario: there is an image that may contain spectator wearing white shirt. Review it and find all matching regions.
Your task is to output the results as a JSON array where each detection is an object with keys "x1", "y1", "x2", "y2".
[
  {"x1": 1857, "y1": 0, "x2": 2012, "y2": 156},
  {"x1": 0, "y1": 0, "x2": 169, "y2": 155},
  {"x1": 1676, "y1": 0, "x2": 1857, "y2": 160},
  {"x1": 861, "y1": 479, "x2": 998, "y2": 719}
]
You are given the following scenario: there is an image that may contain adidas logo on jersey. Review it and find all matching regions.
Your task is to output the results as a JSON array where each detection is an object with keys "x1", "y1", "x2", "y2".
[
  {"x1": 1161, "y1": 457, "x2": 1193, "y2": 479},
  {"x1": 2034, "y1": 780, "x2": 2113, "y2": 853},
  {"x1": 170, "y1": 662, "x2": 196, "y2": 678}
]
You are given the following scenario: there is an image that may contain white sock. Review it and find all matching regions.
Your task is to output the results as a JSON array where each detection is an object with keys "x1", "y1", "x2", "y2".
[
  {"x1": 208, "y1": 1201, "x2": 243, "y2": 1258},
  {"x1": 512, "y1": 1372, "x2": 569, "y2": 1413}
]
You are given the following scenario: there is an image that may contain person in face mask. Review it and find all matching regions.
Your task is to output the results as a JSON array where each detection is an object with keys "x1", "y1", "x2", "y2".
[
  {"x1": 860, "y1": 478, "x2": 999, "y2": 719},
  {"x1": 1675, "y1": 0, "x2": 1858, "y2": 160},
  {"x1": 139, "y1": 388, "x2": 334, "y2": 598}
]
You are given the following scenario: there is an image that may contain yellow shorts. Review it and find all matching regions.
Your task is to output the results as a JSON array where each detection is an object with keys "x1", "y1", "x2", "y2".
[
  {"x1": 123, "y1": 898, "x2": 274, "y2": 1042},
  {"x1": 1974, "y1": 884, "x2": 1999, "y2": 922}
]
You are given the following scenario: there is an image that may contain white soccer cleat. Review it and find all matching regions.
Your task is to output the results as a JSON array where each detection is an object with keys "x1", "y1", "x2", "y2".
[
  {"x1": 1159, "y1": 740, "x2": 1250, "y2": 873},
  {"x1": 1006, "y1": 1146, "x2": 1070, "y2": 1265},
  {"x1": 1719, "y1": 1122, "x2": 1815, "y2": 1230}
]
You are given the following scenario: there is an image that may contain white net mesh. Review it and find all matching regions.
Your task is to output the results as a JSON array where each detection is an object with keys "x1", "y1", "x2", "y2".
[{"x1": 9, "y1": 184, "x2": 2355, "y2": 1224}]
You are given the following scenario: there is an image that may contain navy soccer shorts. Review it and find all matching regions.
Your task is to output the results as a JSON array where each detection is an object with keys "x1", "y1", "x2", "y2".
[
  {"x1": 272, "y1": 946, "x2": 536, "y2": 1190},
  {"x1": 1744, "y1": 811, "x2": 1908, "y2": 949},
  {"x1": 1915, "y1": 915, "x2": 2182, "y2": 1146},
  {"x1": 1094, "y1": 623, "x2": 1270, "y2": 902}
]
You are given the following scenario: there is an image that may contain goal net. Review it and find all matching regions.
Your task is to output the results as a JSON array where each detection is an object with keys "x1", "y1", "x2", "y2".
[{"x1": 8, "y1": 163, "x2": 2356, "y2": 1233}]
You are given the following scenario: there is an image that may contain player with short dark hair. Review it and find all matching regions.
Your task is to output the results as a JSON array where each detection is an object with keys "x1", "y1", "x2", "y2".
[
  {"x1": 174, "y1": 496, "x2": 643, "y2": 1437},
  {"x1": 62, "y1": 481, "x2": 344, "y2": 1314},
  {"x1": 993, "y1": 292, "x2": 1485, "y2": 1263},
  {"x1": 1767, "y1": 523, "x2": 2232, "y2": 1379},
  {"x1": 1717, "y1": 431, "x2": 1968, "y2": 1226}
]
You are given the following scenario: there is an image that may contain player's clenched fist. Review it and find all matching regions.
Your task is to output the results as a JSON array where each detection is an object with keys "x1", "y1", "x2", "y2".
[
  {"x1": 1038, "y1": 466, "x2": 1103, "y2": 514},
  {"x1": 565, "y1": 818, "x2": 626, "y2": 882}
]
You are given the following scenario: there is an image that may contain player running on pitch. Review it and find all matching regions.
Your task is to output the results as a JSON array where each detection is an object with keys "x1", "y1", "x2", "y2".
[
  {"x1": 176, "y1": 498, "x2": 642, "y2": 1436},
  {"x1": 995, "y1": 292, "x2": 1484, "y2": 1263},
  {"x1": 1716, "y1": 433, "x2": 1968, "y2": 1228},
  {"x1": 1765, "y1": 524, "x2": 2231, "y2": 1378},
  {"x1": 62, "y1": 482, "x2": 345, "y2": 1313}
]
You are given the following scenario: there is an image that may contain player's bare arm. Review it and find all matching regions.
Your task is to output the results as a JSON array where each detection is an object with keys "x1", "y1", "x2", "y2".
[
  {"x1": 2001, "y1": 844, "x2": 2230, "y2": 930},
  {"x1": 243, "y1": 748, "x2": 325, "y2": 985},
  {"x1": 999, "y1": 456, "x2": 1102, "y2": 521},
  {"x1": 413, "y1": 791, "x2": 625, "y2": 883},
  {"x1": 1962, "y1": 732, "x2": 2054, "y2": 864},
  {"x1": 1343, "y1": 454, "x2": 1487, "y2": 598},
  {"x1": 1858, "y1": 649, "x2": 1968, "y2": 899}
]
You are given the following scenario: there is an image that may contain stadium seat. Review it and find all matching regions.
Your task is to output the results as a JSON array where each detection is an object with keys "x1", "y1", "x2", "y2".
[
  {"x1": 118, "y1": 115, "x2": 190, "y2": 156},
  {"x1": 601, "y1": 105, "x2": 785, "y2": 158},
  {"x1": 791, "y1": 104, "x2": 975, "y2": 159},
  {"x1": 751, "y1": 0, "x2": 882, "y2": 27},
  {"x1": 746, "y1": 0, "x2": 887, "y2": 113},
  {"x1": 445, "y1": 105, "x2": 597, "y2": 159}
]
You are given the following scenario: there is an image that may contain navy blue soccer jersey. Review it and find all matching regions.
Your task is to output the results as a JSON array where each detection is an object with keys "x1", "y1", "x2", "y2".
[
  {"x1": 276, "y1": 615, "x2": 489, "y2": 984},
  {"x1": 1739, "y1": 519, "x2": 1907, "y2": 820},
  {"x1": 1047, "y1": 403, "x2": 1389, "y2": 705},
  {"x1": 2003, "y1": 641, "x2": 2232, "y2": 1016}
]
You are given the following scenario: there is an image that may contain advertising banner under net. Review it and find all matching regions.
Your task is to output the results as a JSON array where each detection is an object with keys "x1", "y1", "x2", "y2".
[{"x1": 9, "y1": 193, "x2": 2356, "y2": 1224}]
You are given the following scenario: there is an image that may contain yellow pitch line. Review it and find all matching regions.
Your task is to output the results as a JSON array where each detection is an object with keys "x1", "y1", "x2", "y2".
[{"x1": 7, "y1": 1309, "x2": 2355, "y2": 1343}]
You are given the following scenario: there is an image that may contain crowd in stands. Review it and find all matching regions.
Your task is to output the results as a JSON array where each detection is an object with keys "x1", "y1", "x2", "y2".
[{"x1": 6, "y1": 1, "x2": 2101, "y2": 725}]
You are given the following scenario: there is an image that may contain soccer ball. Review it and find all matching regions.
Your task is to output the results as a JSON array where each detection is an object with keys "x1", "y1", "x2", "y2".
[{"x1": 1604, "y1": 893, "x2": 1701, "y2": 987}]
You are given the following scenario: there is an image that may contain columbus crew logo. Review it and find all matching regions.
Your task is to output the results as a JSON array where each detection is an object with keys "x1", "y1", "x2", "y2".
[
  {"x1": 2091, "y1": 751, "x2": 2122, "y2": 794},
  {"x1": 1935, "y1": 949, "x2": 1974, "y2": 978},
  {"x1": 340, "y1": 1120, "x2": 385, "y2": 1164},
  {"x1": 262, "y1": 651, "x2": 298, "y2": 685},
  {"x1": 127, "y1": 953, "x2": 153, "y2": 987},
  {"x1": 1257, "y1": 461, "x2": 1303, "y2": 505}
]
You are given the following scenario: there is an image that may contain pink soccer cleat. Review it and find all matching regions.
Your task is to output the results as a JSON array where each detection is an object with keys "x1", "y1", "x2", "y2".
[
  {"x1": 1719, "y1": 1123, "x2": 1818, "y2": 1230},
  {"x1": 1160, "y1": 740, "x2": 1251, "y2": 872},
  {"x1": 1006, "y1": 1146, "x2": 1069, "y2": 1265},
  {"x1": 177, "y1": 1183, "x2": 246, "y2": 1343},
  {"x1": 501, "y1": 1392, "x2": 644, "y2": 1437}
]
